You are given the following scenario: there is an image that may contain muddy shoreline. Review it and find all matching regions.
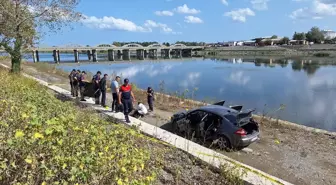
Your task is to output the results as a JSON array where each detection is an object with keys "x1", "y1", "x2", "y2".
[{"x1": 1, "y1": 60, "x2": 335, "y2": 185}]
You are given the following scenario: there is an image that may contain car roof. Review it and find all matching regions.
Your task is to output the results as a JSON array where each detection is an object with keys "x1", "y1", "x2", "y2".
[{"x1": 196, "y1": 105, "x2": 239, "y2": 117}]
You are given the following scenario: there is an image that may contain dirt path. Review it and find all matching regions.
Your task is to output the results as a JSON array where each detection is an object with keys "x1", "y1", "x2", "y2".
[{"x1": 5, "y1": 61, "x2": 336, "y2": 185}]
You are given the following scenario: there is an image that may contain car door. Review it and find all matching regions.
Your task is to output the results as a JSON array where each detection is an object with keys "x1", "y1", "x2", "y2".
[{"x1": 186, "y1": 110, "x2": 208, "y2": 138}]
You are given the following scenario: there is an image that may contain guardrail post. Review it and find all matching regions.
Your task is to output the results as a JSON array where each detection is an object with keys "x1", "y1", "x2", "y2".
[{"x1": 32, "y1": 50, "x2": 37, "y2": 63}]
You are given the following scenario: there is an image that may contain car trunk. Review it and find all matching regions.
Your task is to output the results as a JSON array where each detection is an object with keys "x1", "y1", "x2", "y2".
[
  {"x1": 237, "y1": 110, "x2": 259, "y2": 134},
  {"x1": 241, "y1": 121, "x2": 259, "y2": 134}
]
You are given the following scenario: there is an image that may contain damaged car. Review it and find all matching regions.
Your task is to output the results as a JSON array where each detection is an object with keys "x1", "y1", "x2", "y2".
[{"x1": 171, "y1": 101, "x2": 260, "y2": 151}]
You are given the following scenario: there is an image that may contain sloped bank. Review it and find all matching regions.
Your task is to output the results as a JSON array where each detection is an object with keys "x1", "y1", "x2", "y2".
[
  {"x1": 0, "y1": 67, "x2": 242, "y2": 185},
  {"x1": 0, "y1": 64, "x2": 294, "y2": 185}
]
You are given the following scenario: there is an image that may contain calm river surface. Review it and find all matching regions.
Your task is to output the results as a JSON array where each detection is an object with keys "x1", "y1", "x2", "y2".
[{"x1": 53, "y1": 57, "x2": 336, "y2": 132}]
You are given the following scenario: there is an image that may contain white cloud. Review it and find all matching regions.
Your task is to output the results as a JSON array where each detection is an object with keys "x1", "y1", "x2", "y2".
[
  {"x1": 221, "y1": 0, "x2": 229, "y2": 6},
  {"x1": 180, "y1": 72, "x2": 201, "y2": 88},
  {"x1": 82, "y1": 15, "x2": 150, "y2": 32},
  {"x1": 251, "y1": 0, "x2": 270, "y2": 10},
  {"x1": 290, "y1": 0, "x2": 336, "y2": 20},
  {"x1": 184, "y1": 16, "x2": 204, "y2": 24},
  {"x1": 175, "y1": 4, "x2": 201, "y2": 14},
  {"x1": 155, "y1": 10, "x2": 174, "y2": 16},
  {"x1": 224, "y1": 8, "x2": 255, "y2": 22},
  {"x1": 82, "y1": 16, "x2": 179, "y2": 34},
  {"x1": 228, "y1": 71, "x2": 251, "y2": 85},
  {"x1": 144, "y1": 20, "x2": 181, "y2": 34}
]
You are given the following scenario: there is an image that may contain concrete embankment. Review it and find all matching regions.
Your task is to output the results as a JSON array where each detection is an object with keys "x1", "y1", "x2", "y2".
[{"x1": 201, "y1": 44, "x2": 336, "y2": 57}]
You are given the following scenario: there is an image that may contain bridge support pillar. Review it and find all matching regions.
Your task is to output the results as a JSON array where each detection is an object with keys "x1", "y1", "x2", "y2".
[
  {"x1": 87, "y1": 50, "x2": 92, "y2": 61},
  {"x1": 136, "y1": 49, "x2": 144, "y2": 60},
  {"x1": 53, "y1": 50, "x2": 59, "y2": 63},
  {"x1": 117, "y1": 50, "x2": 122, "y2": 60},
  {"x1": 122, "y1": 49, "x2": 130, "y2": 61},
  {"x1": 184, "y1": 49, "x2": 192, "y2": 57},
  {"x1": 144, "y1": 50, "x2": 148, "y2": 58},
  {"x1": 92, "y1": 49, "x2": 97, "y2": 62},
  {"x1": 178, "y1": 49, "x2": 182, "y2": 58},
  {"x1": 161, "y1": 49, "x2": 171, "y2": 59},
  {"x1": 108, "y1": 49, "x2": 115, "y2": 61},
  {"x1": 149, "y1": 49, "x2": 158, "y2": 59},
  {"x1": 74, "y1": 50, "x2": 79, "y2": 63}
]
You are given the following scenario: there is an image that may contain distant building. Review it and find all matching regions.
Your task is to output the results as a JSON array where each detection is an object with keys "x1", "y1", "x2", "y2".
[
  {"x1": 221, "y1": 41, "x2": 237, "y2": 47},
  {"x1": 289, "y1": 40, "x2": 307, "y2": 45},
  {"x1": 322, "y1": 30, "x2": 336, "y2": 39},
  {"x1": 243, "y1": 40, "x2": 256, "y2": 46}
]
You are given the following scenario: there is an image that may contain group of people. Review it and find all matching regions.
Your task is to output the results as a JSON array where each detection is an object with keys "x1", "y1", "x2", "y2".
[{"x1": 69, "y1": 70, "x2": 155, "y2": 123}]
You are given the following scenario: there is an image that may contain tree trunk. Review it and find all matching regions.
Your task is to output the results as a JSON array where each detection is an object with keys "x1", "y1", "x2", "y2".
[
  {"x1": 11, "y1": 55, "x2": 21, "y2": 73},
  {"x1": 11, "y1": 37, "x2": 23, "y2": 73}
]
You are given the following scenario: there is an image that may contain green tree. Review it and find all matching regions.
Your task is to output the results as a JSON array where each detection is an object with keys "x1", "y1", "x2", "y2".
[
  {"x1": 293, "y1": 32, "x2": 306, "y2": 40},
  {"x1": 306, "y1": 26, "x2": 325, "y2": 43},
  {"x1": 271, "y1": 35, "x2": 278, "y2": 39},
  {"x1": 0, "y1": 0, "x2": 81, "y2": 73},
  {"x1": 280, "y1": 37, "x2": 290, "y2": 45}
]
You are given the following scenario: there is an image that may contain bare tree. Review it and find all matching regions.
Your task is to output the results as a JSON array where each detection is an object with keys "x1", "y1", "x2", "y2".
[{"x1": 0, "y1": 0, "x2": 82, "y2": 72}]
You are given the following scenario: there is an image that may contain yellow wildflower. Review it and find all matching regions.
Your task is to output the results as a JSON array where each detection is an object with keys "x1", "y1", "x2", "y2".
[
  {"x1": 25, "y1": 158, "x2": 33, "y2": 164},
  {"x1": 14, "y1": 130, "x2": 25, "y2": 138},
  {"x1": 33, "y1": 132, "x2": 44, "y2": 139}
]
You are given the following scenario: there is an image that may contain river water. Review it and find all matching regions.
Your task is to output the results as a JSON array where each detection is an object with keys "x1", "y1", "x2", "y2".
[{"x1": 19, "y1": 52, "x2": 336, "y2": 132}]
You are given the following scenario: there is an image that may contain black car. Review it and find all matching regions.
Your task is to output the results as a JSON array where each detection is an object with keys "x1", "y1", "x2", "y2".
[{"x1": 171, "y1": 101, "x2": 260, "y2": 151}]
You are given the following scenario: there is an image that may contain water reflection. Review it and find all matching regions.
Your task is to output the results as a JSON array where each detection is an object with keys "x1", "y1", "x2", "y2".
[{"x1": 54, "y1": 57, "x2": 336, "y2": 131}]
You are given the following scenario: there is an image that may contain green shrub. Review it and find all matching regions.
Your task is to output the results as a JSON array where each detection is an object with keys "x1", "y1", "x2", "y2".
[{"x1": 0, "y1": 68, "x2": 161, "y2": 184}]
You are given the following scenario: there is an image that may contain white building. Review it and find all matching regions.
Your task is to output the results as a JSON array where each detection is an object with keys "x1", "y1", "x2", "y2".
[{"x1": 322, "y1": 30, "x2": 336, "y2": 39}]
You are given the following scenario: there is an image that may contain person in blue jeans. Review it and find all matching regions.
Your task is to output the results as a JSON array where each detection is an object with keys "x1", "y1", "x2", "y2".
[
  {"x1": 111, "y1": 76, "x2": 120, "y2": 112},
  {"x1": 118, "y1": 78, "x2": 136, "y2": 123}
]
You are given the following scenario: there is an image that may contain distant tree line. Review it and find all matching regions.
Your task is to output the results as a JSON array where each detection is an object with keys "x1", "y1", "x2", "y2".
[{"x1": 292, "y1": 26, "x2": 336, "y2": 43}]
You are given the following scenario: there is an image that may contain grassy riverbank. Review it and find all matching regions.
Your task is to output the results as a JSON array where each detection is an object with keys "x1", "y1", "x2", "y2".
[
  {"x1": 0, "y1": 66, "x2": 242, "y2": 184},
  {"x1": 1, "y1": 59, "x2": 336, "y2": 185}
]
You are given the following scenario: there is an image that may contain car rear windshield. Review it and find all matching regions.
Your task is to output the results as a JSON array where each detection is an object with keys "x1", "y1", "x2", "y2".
[{"x1": 224, "y1": 115, "x2": 237, "y2": 125}]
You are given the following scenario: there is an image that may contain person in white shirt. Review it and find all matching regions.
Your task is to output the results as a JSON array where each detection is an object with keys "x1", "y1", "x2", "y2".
[{"x1": 131, "y1": 102, "x2": 148, "y2": 118}]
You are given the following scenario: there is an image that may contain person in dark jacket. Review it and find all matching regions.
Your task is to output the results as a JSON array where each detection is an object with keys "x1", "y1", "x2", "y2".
[
  {"x1": 69, "y1": 69, "x2": 76, "y2": 97},
  {"x1": 100, "y1": 74, "x2": 108, "y2": 107},
  {"x1": 79, "y1": 71, "x2": 87, "y2": 101},
  {"x1": 92, "y1": 71, "x2": 102, "y2": 104},
  {"x1": 119, "y1": 78, "x2": 136, "y2": 123},
  {"x1": 72, "y1": 70, "x2": 81, "y2": 97},
  {"x1": 147, "y1": 87, "x2": 154, "y2": 112}
]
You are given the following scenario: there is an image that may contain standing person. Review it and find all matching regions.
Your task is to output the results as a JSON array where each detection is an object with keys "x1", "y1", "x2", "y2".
[
  {"x1": 79, "y1": 71, "x2": 87, "y2": 101},
  {"x1": 92, "y1": 71, "x2": 102, "y2": 105},
  {"x1": 69, "y1": 69, "x2": 76, "y2": 97},
  {"x1": 100, "y1": 74, "x2": 108, "y2": 107},
  {"x1": 111, "y1": 76, "x2": 120, "y2": 112},
  {"x1": 119, "y1": 78, "x2": 136, "y2": 123},
  {"x1": 72, "y1": 70, "x2": 81, "y2": 97},
  {"x1": 147, "y1": 87, "x2": 154, "y2": 112}
]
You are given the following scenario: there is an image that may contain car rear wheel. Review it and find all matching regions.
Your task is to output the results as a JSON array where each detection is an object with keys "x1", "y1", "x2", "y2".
[{"x1": 217, "y1": 135, "x2": 232, "y2": 152}]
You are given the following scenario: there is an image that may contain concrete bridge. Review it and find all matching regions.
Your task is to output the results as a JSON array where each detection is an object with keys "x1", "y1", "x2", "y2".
[{"x1": 28, "y1": 44, "x2": 204, "y2": 63}]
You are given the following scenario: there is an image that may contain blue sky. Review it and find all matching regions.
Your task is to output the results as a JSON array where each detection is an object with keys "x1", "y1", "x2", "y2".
[{"x1": 41, "y1": 0, "x2": 336, "y2": 46}]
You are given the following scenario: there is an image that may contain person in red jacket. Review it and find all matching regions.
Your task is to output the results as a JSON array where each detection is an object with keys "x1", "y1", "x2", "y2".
[{"x1": 118, "y1": 78, "x2": 136, "y2": 123}]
